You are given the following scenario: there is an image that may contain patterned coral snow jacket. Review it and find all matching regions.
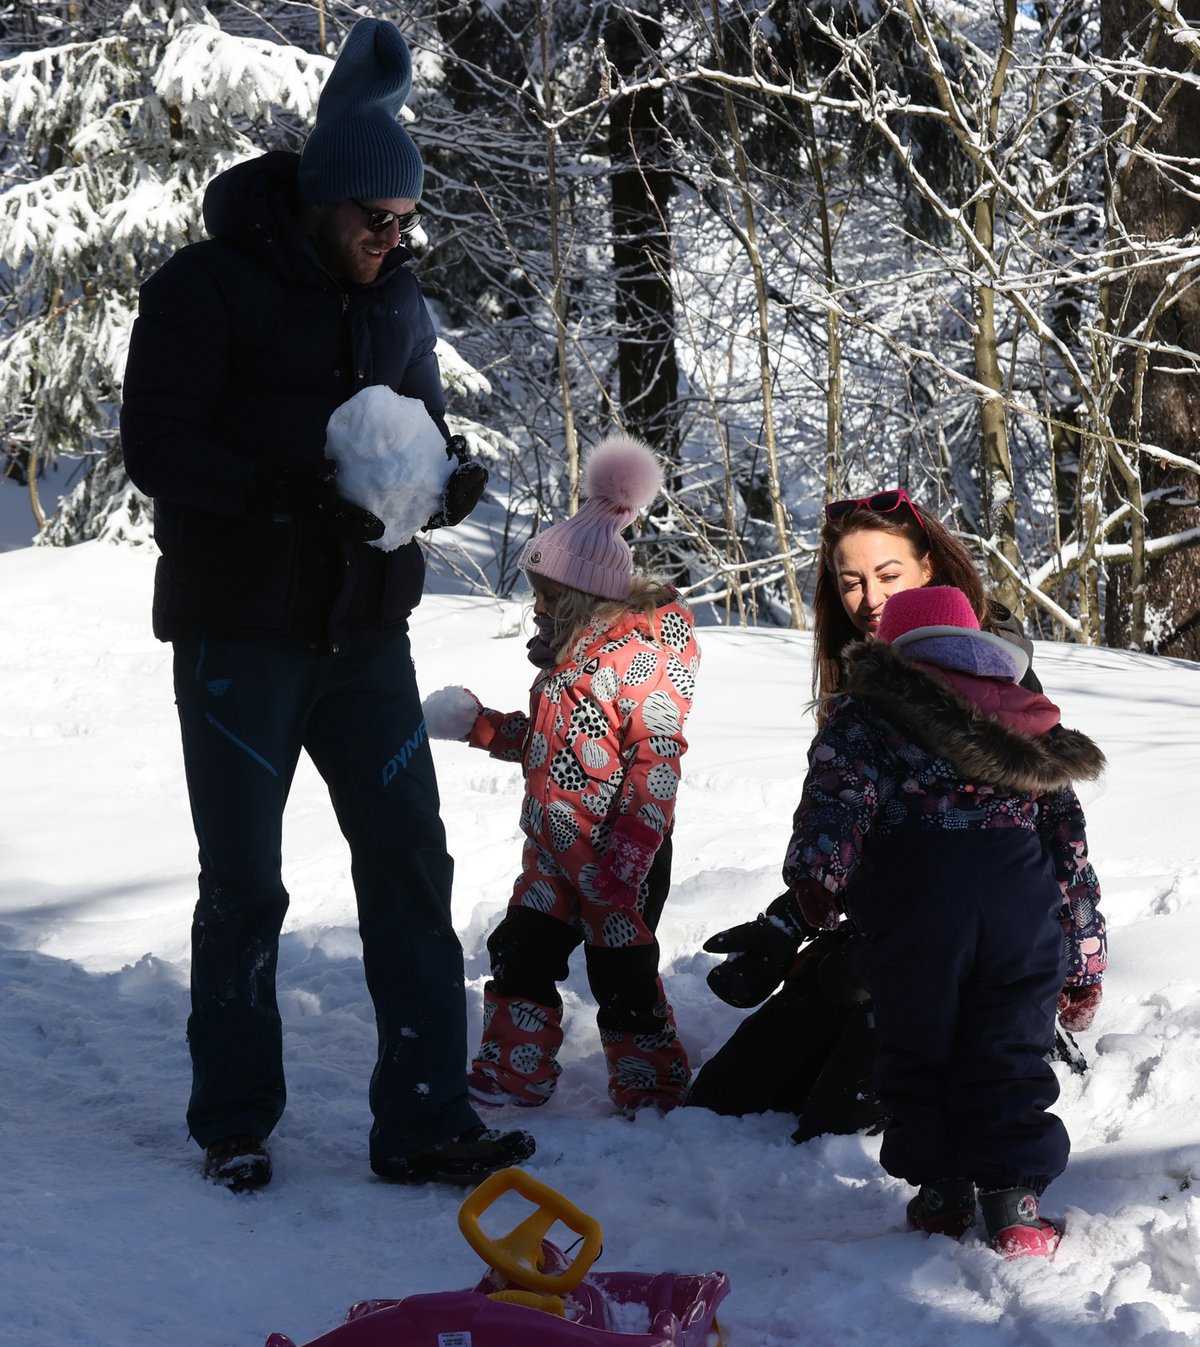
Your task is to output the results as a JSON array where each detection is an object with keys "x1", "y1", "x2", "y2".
[
  {"x1": 783, "y1": 640, "x2": 1107, "y2": 989},
  {"x1": 468, "y1": 599, "x2": 700, "y2": 879}
]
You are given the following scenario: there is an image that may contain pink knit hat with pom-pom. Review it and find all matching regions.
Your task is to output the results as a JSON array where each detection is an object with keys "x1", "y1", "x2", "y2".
[{"x1": 519, "y1": 436, "x2": 663, "y2": 599}]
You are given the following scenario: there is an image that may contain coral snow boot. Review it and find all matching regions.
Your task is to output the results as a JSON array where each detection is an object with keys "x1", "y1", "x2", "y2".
[
  {"x1": 980, "y1": 1187, "x2": 1062, "y2": 1260},
  {"x1": 601, "y1": 1016, "x2": 691, "y2": 1115},
  {"x1": 905, "y1": 1179, "x2": 977, "y2": 1238},
  {"x1": 466, "y1": 1064, "x2": 554, "y2": 1109},
  {"x1": 469, "y1": 985, "x2": 563, "y2": 1108}
]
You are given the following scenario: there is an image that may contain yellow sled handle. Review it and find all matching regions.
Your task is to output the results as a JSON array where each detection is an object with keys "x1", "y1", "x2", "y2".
[{"x1": 457, "y1": 1167, "x2": 604, "y2": 1295}]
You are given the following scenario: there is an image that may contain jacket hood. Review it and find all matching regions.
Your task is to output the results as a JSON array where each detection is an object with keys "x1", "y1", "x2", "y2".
[
  {"x1": 202, "y1": 151, "x2": 305, "y2": 246},
  {"x1": 201, "y1": 151, "x2": 411, "y2": 285},
  {"x1": 841, "y1": 640, "x2": 1106, "y2": 793},
  {"x1": 909, "y1": 662, "x2": 1060, "y2": 736},
  {"x1": 565, "y1": 595, "x2": 694, "y2": 667}
]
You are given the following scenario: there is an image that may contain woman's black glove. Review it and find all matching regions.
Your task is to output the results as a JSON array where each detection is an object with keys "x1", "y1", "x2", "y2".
[
  {"x1": 703, "y1": 893, "x2": 814, "y2": 1008},
  {"x1": 814, "y1": 933, "x2": 871, "y2": 1006},
  {"x1": 426, "y1": 435, "x2": 489, "y2": 529}
]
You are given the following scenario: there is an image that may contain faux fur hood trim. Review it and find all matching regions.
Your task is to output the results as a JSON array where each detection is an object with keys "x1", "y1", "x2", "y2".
[{"x1": 840, "y1": 641, "x2": 1106, "y2": 793}]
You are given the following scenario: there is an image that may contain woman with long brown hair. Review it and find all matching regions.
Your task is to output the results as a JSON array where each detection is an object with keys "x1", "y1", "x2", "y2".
[
  {"x1": 810, "y1": 488, "x2": 1036, "y2": 708},
  {"x1": 688, "y1": 488, "x2": 1095, "y2": 1139}
]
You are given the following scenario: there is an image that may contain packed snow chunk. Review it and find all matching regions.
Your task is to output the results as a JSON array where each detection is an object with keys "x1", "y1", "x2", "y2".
[
  {"x1": 324, "y1": 387, "x2": 452, "y2": 551},
  {"x1": 422, "y1": 686, "x2": 481, "y2": 742}
]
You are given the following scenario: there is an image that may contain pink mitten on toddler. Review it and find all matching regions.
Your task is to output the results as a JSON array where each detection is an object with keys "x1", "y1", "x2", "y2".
[
  {"x1": 594, "y1": 816, "x2": 662, "y2": 908},
  {"x1": 792, "y1": 877, "x2": 841, "y2": 932},
  {"x1": 1057, "y1": 982, "x2": 1102, "y2": 1032}
]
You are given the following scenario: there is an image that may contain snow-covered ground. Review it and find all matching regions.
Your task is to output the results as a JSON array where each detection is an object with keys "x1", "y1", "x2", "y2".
[{"x1": 3, "y1": 532, "x2": 1200, "y2": 1347}]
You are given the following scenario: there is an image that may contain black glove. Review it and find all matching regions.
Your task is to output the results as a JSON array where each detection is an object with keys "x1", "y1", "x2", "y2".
[
  {"x1": 247, "y1": 460, "x2": 384, "y2": 545},
  {"x1": 814, "y1": 934, "x2": 871, "y2": 1006},
  {"x1": 703, "y1": 893, "x2": 814, "y2": 1009},
  {"x1": 425, "y1": 434, "x2": 489, "y2": 529}
]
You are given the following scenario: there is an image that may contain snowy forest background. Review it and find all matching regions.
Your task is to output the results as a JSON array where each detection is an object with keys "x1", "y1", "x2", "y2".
[{"x1": 3, "y1": 0, "x2": 1200, "y2": 656}]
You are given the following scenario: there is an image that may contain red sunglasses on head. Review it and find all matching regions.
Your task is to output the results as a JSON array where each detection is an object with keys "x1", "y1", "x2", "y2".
[{"x1": 824, "y1": 488, "x2": 926, "y2": 532}]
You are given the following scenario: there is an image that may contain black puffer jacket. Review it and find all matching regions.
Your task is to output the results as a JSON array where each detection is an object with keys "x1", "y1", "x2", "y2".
[{"x1": 121, "y1": 151, "x2": 445, "y2": 650}]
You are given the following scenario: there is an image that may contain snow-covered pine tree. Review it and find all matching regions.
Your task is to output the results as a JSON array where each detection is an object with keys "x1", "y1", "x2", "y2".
[{"x1": 0, "y1": 0, "x2": 327, "y2": 544}]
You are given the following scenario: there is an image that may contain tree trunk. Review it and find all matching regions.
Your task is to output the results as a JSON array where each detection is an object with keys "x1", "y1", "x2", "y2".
[
  {"x1": 604, "y1": 2, "x2": 680, "y2": 466},
  {"x1": 537, "y1": 0, "x2": 581, "y2": 511},
  {"x1": 901, "y1": 0, "x2": 1023, "y2": 614},
  {"x1": 972, "y1": 0, "x2": 1022, "y2": 615},
  {"x1": 972, "y1": 216, "x2": 1021, "y2": 615},
  {"x1": 794, "y1": 47, "x2": 843, "y2": 501},
  {"x1": 1100, "y1": 0, "x2": 1200, "y2": 657}
]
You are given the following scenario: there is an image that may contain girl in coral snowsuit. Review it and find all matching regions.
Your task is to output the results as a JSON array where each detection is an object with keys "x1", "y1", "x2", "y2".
[{"x1": 423, "y1": 436, "x2": 699, "y2": 1113}]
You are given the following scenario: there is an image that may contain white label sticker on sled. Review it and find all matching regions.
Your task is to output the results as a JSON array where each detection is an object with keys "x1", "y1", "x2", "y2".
[{"x1": 438, "y1": 1335, "x2": 471, "y2": 1347}]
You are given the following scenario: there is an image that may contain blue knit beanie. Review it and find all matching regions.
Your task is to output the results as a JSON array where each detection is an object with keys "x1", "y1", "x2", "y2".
[{"x1": 297, "y1": 19, "x2": 425, "y2": 205}]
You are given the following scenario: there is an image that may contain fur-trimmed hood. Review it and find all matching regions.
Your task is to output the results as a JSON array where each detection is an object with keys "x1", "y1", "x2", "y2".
[{"x1": 841, "y1": 641, "x2": 1106, "y2": 794}]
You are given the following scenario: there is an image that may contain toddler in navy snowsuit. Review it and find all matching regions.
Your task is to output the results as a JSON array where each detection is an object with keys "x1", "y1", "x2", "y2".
[{"x1": 777, "y1": 586, "x2": 1105, "y2": 1258}]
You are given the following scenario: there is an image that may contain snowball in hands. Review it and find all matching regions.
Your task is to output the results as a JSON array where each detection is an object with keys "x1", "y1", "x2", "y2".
[
  {"x1": 324, "y1": 388, "x2": 453, "y2": 551},
  {"x1": 422, "y1": 687, "x2": 482, "y2": 741}
]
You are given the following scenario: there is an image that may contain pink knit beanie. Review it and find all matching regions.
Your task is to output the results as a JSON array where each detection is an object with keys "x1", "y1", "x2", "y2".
[
  {"x1": 520, "y1": 436, "x2": 663, "y2": 600},
  {"x1": 878, "y1": 585, "x2": 980, "y2": 641},
  {"x1": 878, "y1": 586, "x2": 1029, "y2": 681}
]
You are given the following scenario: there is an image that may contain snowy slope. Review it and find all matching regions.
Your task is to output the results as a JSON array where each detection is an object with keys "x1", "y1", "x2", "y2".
[{"x1": 3, "y1": 539, "x2": 1200, "y2": 1347}]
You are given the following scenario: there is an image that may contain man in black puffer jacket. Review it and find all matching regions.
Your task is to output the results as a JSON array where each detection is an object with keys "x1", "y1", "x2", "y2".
[{"x1": 121, "y1": 17, "x2": 532, "y2": 1193}]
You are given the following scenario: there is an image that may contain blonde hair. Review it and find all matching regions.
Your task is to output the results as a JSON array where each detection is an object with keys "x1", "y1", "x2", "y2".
[{"x1": 545, "y1": 572, "x2": 676, "y2": 660}]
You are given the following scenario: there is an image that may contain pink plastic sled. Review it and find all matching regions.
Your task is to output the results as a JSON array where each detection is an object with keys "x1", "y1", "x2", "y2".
[{"x1": 265, "y1": 1167, "x2": 729, "y2": 1347}]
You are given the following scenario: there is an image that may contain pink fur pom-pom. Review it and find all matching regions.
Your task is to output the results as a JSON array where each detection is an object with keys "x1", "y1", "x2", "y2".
[{"x1": 582, "y1": 435, "x2": 663, "y2": 512}]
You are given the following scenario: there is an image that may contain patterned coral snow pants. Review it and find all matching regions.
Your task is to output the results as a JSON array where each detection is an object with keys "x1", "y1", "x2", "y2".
[{"x1": 472, "y1": 831, "x2": 689, "y2": 1109}]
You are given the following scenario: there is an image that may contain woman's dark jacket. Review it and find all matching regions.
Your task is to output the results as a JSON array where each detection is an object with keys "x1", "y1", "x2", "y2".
[
  {"x1": 120, "y1": 151, "x2": 445, "y2": 651},
  {"x1": 989, "y1": 598, "x2": 1042, "y2": 693}
]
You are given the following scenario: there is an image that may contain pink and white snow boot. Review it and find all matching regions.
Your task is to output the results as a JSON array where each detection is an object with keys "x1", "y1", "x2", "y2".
[{"x1": 980, "y1": 1187, "x2": 1062, "y2": 1260}]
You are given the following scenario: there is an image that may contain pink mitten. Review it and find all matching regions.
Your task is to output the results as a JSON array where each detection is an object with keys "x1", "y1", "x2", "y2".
[
  {"x1": 1057, "y1": 982, "x2": 1102, "y2": 1032},
  {"x1": 594, "y1": 816, "x2": 662, "y2": 908},
  {"x1": 792, "y1": 877, "x2": 841, "y2": 932}
]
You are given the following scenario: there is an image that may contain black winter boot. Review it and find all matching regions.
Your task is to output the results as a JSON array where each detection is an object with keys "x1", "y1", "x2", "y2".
[
  {"x1": 371, "y1": 1125, "x2": 535, "y2": 1185},
  {"x1": 979, "y1": 1187, "x2": 1061, "y2": 1260},
  {"x1": 905, "y1": 1178, "x2": 976, "y2": 1237},
  {"x1": 203, "y1": 1135, "x2": 272, "y2": 1193}
]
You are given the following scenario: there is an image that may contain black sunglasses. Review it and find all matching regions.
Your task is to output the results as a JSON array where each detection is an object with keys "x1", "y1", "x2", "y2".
[
  {"x1": 351, "y1": 199, "x2": 421, "y2": 235},
  {"x1": 824, "y1": 488, "x2": 927, "y2": 532}
]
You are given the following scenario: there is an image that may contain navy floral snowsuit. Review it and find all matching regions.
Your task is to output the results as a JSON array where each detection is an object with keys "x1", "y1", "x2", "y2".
[{"x1": 784, "y1": 642, "x2": 1106, "y2": 1194}]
